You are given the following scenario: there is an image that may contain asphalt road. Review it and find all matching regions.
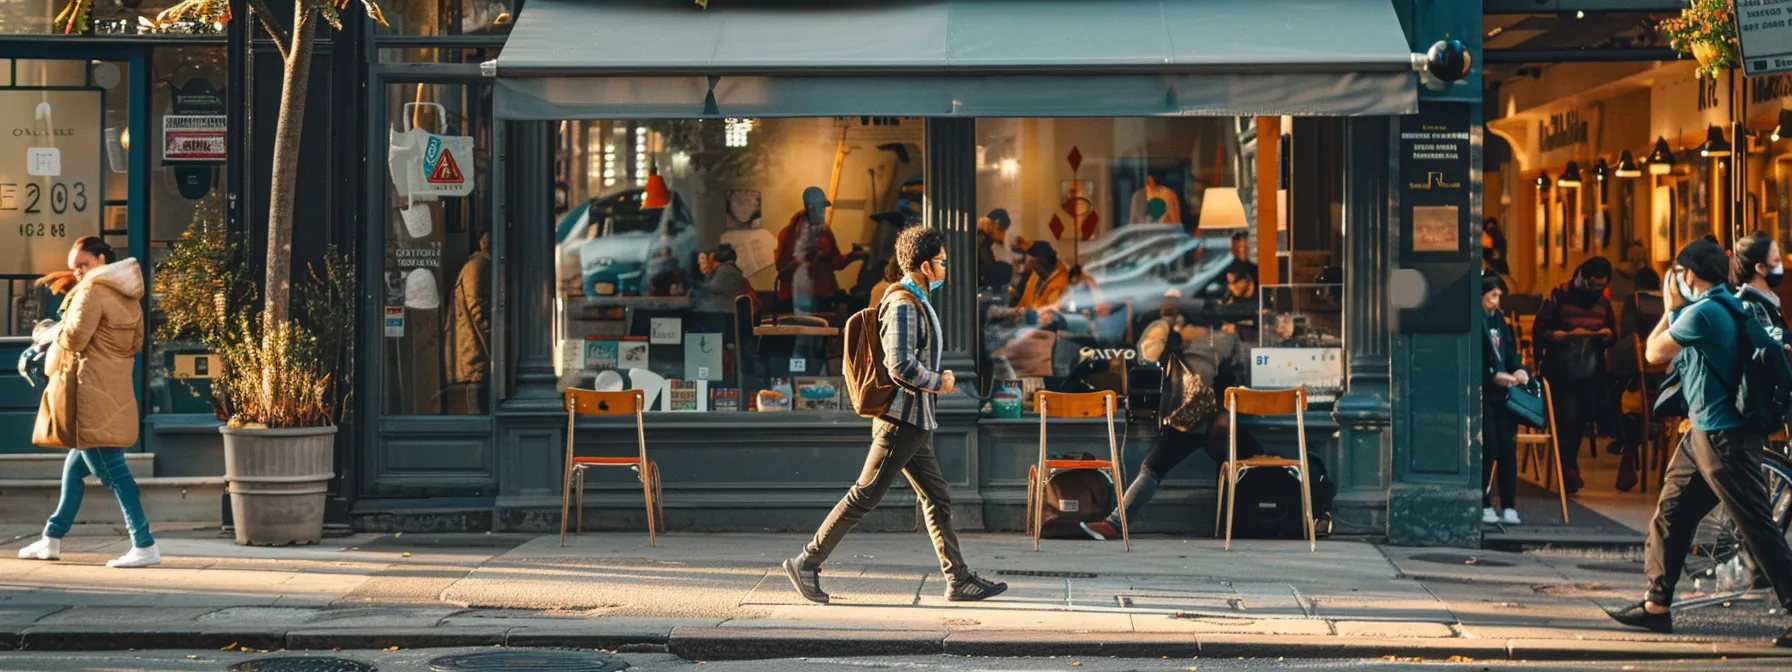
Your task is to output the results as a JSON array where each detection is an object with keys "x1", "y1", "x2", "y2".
[{"x1": 2, "y1": 650, "x2": 1791, "y2": 672}]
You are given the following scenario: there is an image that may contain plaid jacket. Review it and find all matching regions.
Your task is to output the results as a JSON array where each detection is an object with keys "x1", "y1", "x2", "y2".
[{"x1": 878, "y1": 283, "x2": 944, "y2": 431}]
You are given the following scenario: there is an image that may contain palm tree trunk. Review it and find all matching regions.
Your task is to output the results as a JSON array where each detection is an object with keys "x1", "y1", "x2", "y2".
[{"x1": 264, "y1": 4, "x2": 315, "y2": 332}]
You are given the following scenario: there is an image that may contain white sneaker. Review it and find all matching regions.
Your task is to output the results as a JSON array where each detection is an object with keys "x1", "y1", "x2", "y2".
[
  {"x1": 106, "y1": 544, "x2": 161, "y2": 568},
  {"x1": 1481, "y1": 507, "x2": 1499, "y2": 524},
  {"x1": 17, "y1": 536, "x2": 60, "y2": 560},
  {"x1": 1501, "y1": 509, "x2": 1522, "y2": 526}
]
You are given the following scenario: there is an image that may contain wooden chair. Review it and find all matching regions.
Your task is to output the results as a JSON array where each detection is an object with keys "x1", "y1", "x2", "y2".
[
  {"x1": 1632, "y1": 333, "x2": 1673, "y2": 494},
  {"x1": 561, "y1": 388, "x2": 664, "y2": 547},
  {"x1": 1028, "y1": 390, "x2": 1130, "y2": 552},
  {"x1": 1515, "y1": 379, "x2": 1570, "y2": 523},
  {"x1": 1216, "y1": 387, "x2": 1316, "y2": 552}
]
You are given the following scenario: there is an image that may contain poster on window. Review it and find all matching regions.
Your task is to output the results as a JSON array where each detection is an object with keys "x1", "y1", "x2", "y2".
[
  {"x1": 0, "y1": 90, "x2": 102, "y2": 276},
  {"x1": 1250, "y1": 348, "x2": 1343, "y2": 403}
]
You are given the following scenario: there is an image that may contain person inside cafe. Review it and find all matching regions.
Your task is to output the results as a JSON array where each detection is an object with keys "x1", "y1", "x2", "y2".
[
  {"x1": 1015, "y1": 241, "x2": 1070, "y2": 313},
  {"x1": 1607, "y1": 267, "x2": 1662, "y2": 492},
  {"x1": 693, "y1": 243, "x2": 758, "y2": 315},
  {"x1": 1532, "y1": 256, "x2": 1617, "y2": 495},
  {"x1": 776, "y1": 186, "x2": 866, "y2": 315}
]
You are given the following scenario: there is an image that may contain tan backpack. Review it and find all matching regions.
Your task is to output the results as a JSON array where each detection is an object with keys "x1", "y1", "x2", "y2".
[{"x1": 843, "y1": 284, "x2": 923, "y2": 418}]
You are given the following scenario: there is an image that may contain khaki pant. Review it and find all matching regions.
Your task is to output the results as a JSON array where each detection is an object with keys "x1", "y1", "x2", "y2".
[{"x1": 801, "y1": 418, "x2": 969, "y2": 581}]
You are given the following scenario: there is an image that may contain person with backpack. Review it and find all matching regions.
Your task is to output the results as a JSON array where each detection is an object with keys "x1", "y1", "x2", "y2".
[
  {"x1": 1733, "y1": 231, "x2": 1788, "y2": 345},
  {"x1": 784, "y1": 226, "x2": 1007, "y2": 605},
  {"x1": 1608, "y1": 237, "x2": 1792, "y2": 646},
  {"x1": 1532, "y1": 256, "x2": 1618, "y2": 494}
]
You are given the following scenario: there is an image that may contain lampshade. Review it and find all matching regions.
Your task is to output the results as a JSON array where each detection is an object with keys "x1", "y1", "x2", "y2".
[
  {"x1": 1615, "y1": 150, "x2": 1642, "y2": 178},
  {"x1": 1198, "y1": 187, "x2": 1248, "y2": 230},
  {"x1": 1647, "y1": 137, "x2": 1675, "y2": 175},
  {"x1": 1557, "y1": 161, "x2": 1582, "y2": 187},
  {"x1": 1592, "y1": 158, "x2": 1609, "y2": 182},
  {"x1": 1700, "y1": 125, "x2": 1731, "y2": 157},
  {"x1": 1775, "y1": 110, "x2": 1792, "y2": 142},
  {"x1": 642, "y1": 165, "x2": 670, "y2": 209}
]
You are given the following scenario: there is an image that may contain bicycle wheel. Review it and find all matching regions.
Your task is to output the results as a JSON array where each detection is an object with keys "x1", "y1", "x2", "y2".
[{"x1": 1682, "y1": 449, "x2": 1792, "y2": 595}]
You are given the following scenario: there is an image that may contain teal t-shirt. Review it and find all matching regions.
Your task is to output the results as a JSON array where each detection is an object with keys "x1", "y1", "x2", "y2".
[{"x1": 1668, "y1": 289, "x2": 1745, "y2": 432}]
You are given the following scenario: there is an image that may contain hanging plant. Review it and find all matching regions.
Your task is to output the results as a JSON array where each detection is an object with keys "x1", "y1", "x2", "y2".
[{"x1": 1659, "y1": 0, "x2": 1740, "y2": 79}]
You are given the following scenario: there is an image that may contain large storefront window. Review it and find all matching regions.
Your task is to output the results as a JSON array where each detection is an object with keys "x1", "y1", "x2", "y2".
[
  {"x1": 976, "y1": 118, "x2": 1252, "y2": 407},
  {"x1": 382, "y1": 82, "x2": 495, "y2": 415},
  {"x1": 380, "y1": 0, "x2": 518, "y2": 36},
  {"x1": 553, "y1": 117, "x2": 923, "y2": 413},
  {"x1": 146, "y1": 47, "x2": 227, "y2": 415},
  {"x1": 0, "y1": 0, "x2": 228, "y2": 35}
]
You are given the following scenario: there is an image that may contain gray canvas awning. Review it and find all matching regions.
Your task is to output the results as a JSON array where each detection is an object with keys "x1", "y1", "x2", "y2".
[{"x1": 490, "y1": 0, "x2": 1420, "y2": 120}]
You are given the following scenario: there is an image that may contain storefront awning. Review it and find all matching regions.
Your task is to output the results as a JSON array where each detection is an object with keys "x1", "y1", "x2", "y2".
[{"x1": 489, "y1": 0, "x2": 1420, "y2": 119}]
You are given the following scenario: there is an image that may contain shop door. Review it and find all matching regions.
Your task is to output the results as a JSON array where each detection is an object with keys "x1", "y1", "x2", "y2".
[
  {"x1": 361, "y1": 72, "x2": 500, "y2": 497},
  {"x1": 0, "y1": 51, "x2": 149, "y2": 453}
]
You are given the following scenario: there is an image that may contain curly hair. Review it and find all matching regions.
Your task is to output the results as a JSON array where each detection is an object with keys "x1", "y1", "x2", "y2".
[{"x1": 895, "y1": 226, "x2": 946, "y2": 274}]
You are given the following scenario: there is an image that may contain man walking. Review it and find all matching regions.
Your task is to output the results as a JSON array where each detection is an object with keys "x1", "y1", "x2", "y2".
[
  {"x1": 1607, "y1": 238, "x2": 1792, "y2": 647},
  {"x1": 784, "y1": 226, "x2": 1007, "y2": 604}
]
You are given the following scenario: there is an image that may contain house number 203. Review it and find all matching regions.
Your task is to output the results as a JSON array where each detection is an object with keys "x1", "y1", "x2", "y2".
[{"x1": 3, "y1": 181, "x2": 90, "y2": 216}]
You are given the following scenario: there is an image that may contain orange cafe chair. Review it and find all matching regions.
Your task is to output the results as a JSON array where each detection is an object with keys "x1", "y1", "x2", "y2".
[
  {"x1": 1216, "y1": 387, "x2": 1315, "y2": 552},
  {"x1": 561, "y1": 388, "x2": 664, "y2": 547},
  {"x1": 1028, "y1": 390, "x2": 1130, "y2": 552}
]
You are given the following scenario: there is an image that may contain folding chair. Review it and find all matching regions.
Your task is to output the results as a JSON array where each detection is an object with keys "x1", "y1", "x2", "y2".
[
  {"x1": 1216, "y1": 387, "x2": 1315, "y2": 552},
  {"x1": 1514, "y1": 379, "x2": 1569, "y2": 523},
  {"x1": 561, "y1": 388, "x2": 664, "y2": 547},
  {"x1": 1028, "y1": 390, "x2": 1130, "y2": 552}
]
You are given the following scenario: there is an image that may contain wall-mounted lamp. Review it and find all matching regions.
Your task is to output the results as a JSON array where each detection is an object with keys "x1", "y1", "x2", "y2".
[
  {"x1": 1615, "y1": 150, "x2": 1642, "y2": 178},
  {"x1": 1593, "y1": 158, "x2": 1610, "y2": 182},
  {"x1": 1774, "y1": 110, "x2": 1792, "y2": 142},
  {"x1": 1557, "y1": 161, "x2": 1582, "y2": 187},
  {"x1": 1700, "y1": 125, "x2": 1731, "y2": 157},
  {"x1": 1647, "y1": 137, "x2": 1675, "y2": 175},
  {"x1": 1536, "y1": 171, "x2": 1552, "y2": 194}
]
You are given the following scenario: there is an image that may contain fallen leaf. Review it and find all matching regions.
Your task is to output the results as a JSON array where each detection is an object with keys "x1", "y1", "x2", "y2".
[
  {"x1": 386, "y1": 645, "x2": 401, "y2": 651},
  {"x1": 219, "y1": 642, "x2": 238, "y2": 651},
  {"x1": 402, "y1": 552, "x2": 412, "y2": 558},
  {"x1": 186, "y1": 655, "x2": 199, "y2": 660}
]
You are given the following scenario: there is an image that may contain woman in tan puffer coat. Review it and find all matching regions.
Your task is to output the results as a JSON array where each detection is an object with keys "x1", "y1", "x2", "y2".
[{"x1": 16, "y1": 237, "x2": 160, "y2": 568}]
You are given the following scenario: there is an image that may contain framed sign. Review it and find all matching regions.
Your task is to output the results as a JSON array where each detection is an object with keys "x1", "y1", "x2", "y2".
[{"x1": 0, "y1": 89, "x2": 103, "y2": 276}]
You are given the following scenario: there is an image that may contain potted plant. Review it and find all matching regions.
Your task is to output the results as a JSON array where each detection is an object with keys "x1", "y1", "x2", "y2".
[
  {"x1": 1660, "y1": 0, "x2": 1740, "y2": 79},
  {"x1": 156, "y1": 201, "x2": 354, "y2": 545}
]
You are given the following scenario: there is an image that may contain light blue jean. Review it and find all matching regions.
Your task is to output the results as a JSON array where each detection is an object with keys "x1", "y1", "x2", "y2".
[{"x1": 44, "y1": 448, "x2": 155, "y2": 548}]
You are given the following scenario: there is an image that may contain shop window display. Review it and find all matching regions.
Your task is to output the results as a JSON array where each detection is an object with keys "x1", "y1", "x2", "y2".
[
  {"x1": 382, "y1": 82, "x2": 494, "y2": 415},
  {"x1": 144, "y1": 47, "x2": 227, "y2": 415},
  {"x1": 974, "y1": 118, "x2": 1249, "y2": 408},
  {"x1": 0, "y1": 0, "x2": 229, "y2": 35},
  {"x1": 379, "y1": 0, "x2": 518, "y2": 36},
  {"x1": 552, "y1": 118, "x2": 923, "y2": 413}
]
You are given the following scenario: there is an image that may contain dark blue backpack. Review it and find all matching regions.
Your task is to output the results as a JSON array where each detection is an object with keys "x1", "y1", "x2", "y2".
[{"x1": 1712, "y1": 295, "x2": 1792, "y2": 434}]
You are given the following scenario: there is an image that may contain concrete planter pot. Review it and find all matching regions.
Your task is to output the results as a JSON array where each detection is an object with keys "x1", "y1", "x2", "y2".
[{"x1": 220, "y1": 424, "x2": 337, "y2": 546}]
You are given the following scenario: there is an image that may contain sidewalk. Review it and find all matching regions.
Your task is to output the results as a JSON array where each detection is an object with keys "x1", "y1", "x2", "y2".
[{"x1": 2, "y1": 524, "x2": 1789, "y2": 661}]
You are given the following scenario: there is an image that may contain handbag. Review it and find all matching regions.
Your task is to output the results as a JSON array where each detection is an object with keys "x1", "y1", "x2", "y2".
[
  {"x1": 1504, "y1": 380, "x2": 1549, "y2": 429},
  {"x1": 1160, "y1": 355, "x2": 1220, "y2": 433}
]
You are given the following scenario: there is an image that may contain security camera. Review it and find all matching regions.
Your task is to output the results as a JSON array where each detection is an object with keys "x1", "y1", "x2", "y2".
[{"x1": 1425, "y1": 40, "x2": 1472, "y2": 82}]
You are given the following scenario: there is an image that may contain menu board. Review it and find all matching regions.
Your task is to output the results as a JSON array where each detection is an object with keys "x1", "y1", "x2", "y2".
[{"x1": 0, "y1": 89, "x2": 103, "y2": 275}]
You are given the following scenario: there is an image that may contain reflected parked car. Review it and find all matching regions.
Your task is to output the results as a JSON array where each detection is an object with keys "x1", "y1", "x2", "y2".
[{"x1": 556, "y1": 188, "x2": 698, "y2": 297}]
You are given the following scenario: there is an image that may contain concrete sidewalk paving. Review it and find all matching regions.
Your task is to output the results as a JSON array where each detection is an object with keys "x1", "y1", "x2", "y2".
[{"x1": 1, "y1": 524, "x2": 1789, "y2": 661}]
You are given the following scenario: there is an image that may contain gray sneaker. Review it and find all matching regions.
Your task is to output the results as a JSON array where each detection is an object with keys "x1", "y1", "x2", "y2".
[
  {"x1": 782, "y1": 557, "x2": 829, "y2": 604},
  {"x1": 946, "y1": 573, "x2": 1008, "y2": 602}
]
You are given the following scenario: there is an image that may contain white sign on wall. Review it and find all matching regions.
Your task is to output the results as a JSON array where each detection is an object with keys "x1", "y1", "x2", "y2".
[
  {"x1": 1739, "y1": 0, "x2": 1792, "y2": 75},
  {"x1": 1250, "y1": 347, "x2": 1344, "y2": 403},
  {"x1": 0, "y1": 90, "x2": 102, "y2": 276}
]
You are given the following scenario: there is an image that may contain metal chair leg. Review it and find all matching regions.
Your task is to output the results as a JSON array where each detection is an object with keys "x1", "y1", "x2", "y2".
[
  {"x1": 1213, "y1": 464, "x2": 1228, "y2": 539},
  {"x1": 1030, "y1": 465, "x2": 1043, "y2": 552},
  {"x1": 1223, "y1": 465, "x2": 1241, "y2": 552},
  {"x1": 1299, "y1": 466, "x2": 1316, "y2": 553},
  {"x1": 575, "y1": 468, "x2": 587, "y2": 534},
  {"x1": 641, "y1": 464, "x2": 658, "y2": 548},
  {"x1": 1111, "y1": 463, "x2": 1131, "y2": 552},
  {"x1": 559, "y1": 462, "x2": 574, "y2": 547}
]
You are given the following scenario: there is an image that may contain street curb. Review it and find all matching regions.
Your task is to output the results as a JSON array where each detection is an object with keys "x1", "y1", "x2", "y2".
[
  {"x1": 2, "y1": 625, "x2": 1790, "y2": 661},
  {"x1": 669, "y1": 628, "x2": 947, "y2": 661}
]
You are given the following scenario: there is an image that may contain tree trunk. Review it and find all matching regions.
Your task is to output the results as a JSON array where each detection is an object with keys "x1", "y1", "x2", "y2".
[{"x1": 264, "y1": 5, "x2": 316, "y2": 332}]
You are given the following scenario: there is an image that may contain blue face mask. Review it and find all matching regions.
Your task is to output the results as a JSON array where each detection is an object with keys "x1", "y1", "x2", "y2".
[{"x1": 929, "y1": 278, "x2": 944, "y2": 291}]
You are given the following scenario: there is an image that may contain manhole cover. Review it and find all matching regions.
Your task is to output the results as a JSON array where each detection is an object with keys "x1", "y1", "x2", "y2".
[
  {"x1": 230, "y1": 657, "x2": 376, "y2": 672},
  {"x1": 429, "y1": 650, "x2": 628, "y2": 672},
  {"x1": 1409, "y1": 553, "x2": 1514, "y2": 567},
  {"x1": 997, "y1": 570, "x2": 1098, "y2": 578},
  {"x1": 1578, "y1": 562, "x2": 1644, "y2": 574}
]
